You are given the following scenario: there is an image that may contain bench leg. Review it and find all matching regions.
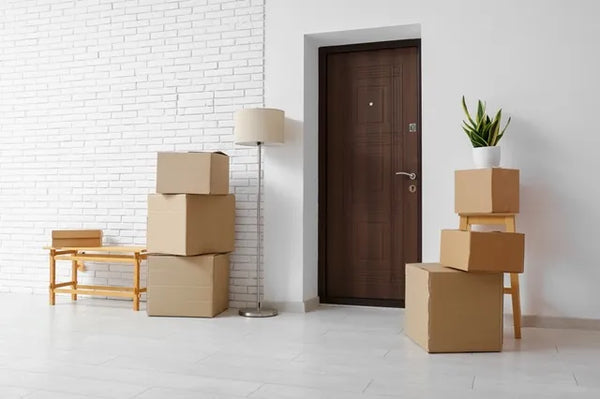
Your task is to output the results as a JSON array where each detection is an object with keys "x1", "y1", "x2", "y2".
[
  {"x1": 71, "y1": 260, "x2": 78, "y2": 301},
  {"x1": 133, "y1": 254, "x2": 140, "y2": 311},
  {"x1": 49, "y1": 250, "x2": 56, "y2": 306}
]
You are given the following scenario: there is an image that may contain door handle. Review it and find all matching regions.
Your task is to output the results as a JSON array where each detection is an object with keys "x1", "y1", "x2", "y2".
[{"x1": 395, "y1": 171, "x2": 417, "y2": 180}]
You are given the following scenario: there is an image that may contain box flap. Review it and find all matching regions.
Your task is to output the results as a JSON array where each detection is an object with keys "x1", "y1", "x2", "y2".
[
  {"x1": 52, "y1": 230, "x2": 102, "y2": 239},
  {"x1": 407, "y1": 262, "x2": 460, "y2": 274},
  {"x1": 158, "y1": 151, "x2": 228, "y2": 156}
]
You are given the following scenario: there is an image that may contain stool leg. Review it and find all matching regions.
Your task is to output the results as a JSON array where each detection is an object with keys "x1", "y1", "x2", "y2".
[
  {"x1": 510, "y1": 273, "x2": 522, "y2": 339},
  {"x1": 505, "y1": 216, "x2": 516, "y2": 232},
  {"x1": 459, "y1": 215, "x2": 468, "y2": 230},
  {"x1": 71, "y1": 260, "x2": 78, "y2": 301},
  {"x1": 49, "y1": 250, "x2": 56, "y2": 306}
]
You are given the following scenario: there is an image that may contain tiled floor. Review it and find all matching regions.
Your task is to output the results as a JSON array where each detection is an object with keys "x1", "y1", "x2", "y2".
[{"x1": 1, "y1": 294, "x2": 600, "y2": 398}]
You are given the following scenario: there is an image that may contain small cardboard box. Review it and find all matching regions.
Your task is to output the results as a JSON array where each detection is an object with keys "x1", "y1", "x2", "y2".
[
  {"x1": 147, "y1": 194, "x2": 235, "y2": 256},
  {"x1": 440, "y1": 229, "x2": 525, "y2": 273},
  {"x1": 405, "y1": 263, "x2": 503, "y2": 353},
  {"x1": 455, "y1": 168, "x2": 519, "y2": 214},
  {"x1": 147, "y1": 254, "x2": 229, "y2": 317},
  {"x1": 52, "y1": 230, "x2": 102, "y2": 248},
  {"x1": 156, "y1": 152, "x2": 229, "y2": 195}
]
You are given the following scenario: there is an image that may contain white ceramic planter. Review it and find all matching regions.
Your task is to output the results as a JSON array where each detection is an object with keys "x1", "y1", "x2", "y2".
[{"x1": 472, "y1": 146, "x2": 501, "y2": 169}]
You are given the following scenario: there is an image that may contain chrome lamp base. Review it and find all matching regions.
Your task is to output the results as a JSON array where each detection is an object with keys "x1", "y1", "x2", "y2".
[{"x1": 238, "y1": 307, "x2": 278, "y2": 318}]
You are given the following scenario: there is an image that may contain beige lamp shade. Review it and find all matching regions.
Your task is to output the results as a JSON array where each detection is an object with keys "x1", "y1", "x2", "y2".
[{"x1": 234, "y1": 108, "x2": 285, "y2": 146}]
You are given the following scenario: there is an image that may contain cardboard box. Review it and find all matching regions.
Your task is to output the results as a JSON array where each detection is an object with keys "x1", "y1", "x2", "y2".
[
  {"x1": 147, "y1": 194, "x2": 235, "y2": 256},
  {"x1": 156, "y1": 152, "x2": 229, "y2": 195},
  {"x1": 455, "y1": 168, "x2": 519, "y2": 214},
  {"x1": 52, "y1": 230, "x2": 102, "y2": 248},
  {"x1": 147, "y1": 254, "x2": 229, "y2": 317},
  {"x1": 405, "y1": 263, "x2": 503, "y2": 353},
  {"x1": 440, "y1": 229, "x2": 525, "y2": 273}
]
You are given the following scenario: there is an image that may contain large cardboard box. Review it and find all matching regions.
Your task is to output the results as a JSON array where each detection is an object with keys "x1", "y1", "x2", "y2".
[
  {"x1": 52, "y1": 230, "x2": 102, "y2": 248},
  {"x1": 455, "y1": 168, "x2": 519, "y2": 214},
  {"x1": 405, "y1": 263, "x2": 503, "y2": 353},
  {"x1": 147, "y1": 254, "x2": 229, "y2": 317},
  {"x1": 147, "y1": 194, "x2": 235, "y2": 256},
  {"x1": 440, "y1": 229, "x2": 525, "y2": 273},
  {"x1": 156, "y1": 152, "x2": 229, "y2": 195}
]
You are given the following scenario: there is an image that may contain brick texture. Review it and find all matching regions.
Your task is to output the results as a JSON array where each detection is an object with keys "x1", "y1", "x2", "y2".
[{"x1": 0, "y1": 0, "x2": 266, "y2": 309}]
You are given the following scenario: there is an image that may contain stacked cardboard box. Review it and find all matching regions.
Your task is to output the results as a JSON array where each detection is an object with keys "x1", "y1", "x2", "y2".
[
  {"x1": 406, "y1": 168, "x2": 524, "y2": 353},
  {"x1": 146, "y1": 152, "x2": 234, "y2": 318}
]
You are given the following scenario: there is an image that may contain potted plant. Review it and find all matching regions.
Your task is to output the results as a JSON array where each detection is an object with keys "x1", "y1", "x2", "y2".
[{"x1": 461, "y1": 96, "x2": 511, "y2": 168}]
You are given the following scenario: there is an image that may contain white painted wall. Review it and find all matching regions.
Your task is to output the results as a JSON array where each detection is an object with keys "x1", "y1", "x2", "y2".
[
  {"x1": 0, "y1": 0, "x2": 267, "y2": 309},
  {"x1": 265, "y1": 0, "x2": 600, "y2": 319}
]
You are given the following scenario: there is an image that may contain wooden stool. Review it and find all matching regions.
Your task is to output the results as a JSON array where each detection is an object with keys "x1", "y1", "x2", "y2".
[{"x1": 458, "y1": 213, "x2": 522, "y2": 339}]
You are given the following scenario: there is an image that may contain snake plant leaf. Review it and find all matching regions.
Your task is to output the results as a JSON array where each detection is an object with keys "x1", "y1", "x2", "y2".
[
  {"x1": 462, "y1": 124, "x2": 488, "y2": 147},
  {"x1": 481, "y1": 120, "x2": 493, "y2": 143},
  {"x1": 489, "y1": 119, "x2": 500, "y2": 146},
  {"x1": 489, "y1": 109, "x2": 502, "y2": 145},
  {"x1": 476, "y1": 100, "x2": 485, "y2": 124},
  {"x1": 462, "y1": 126, "x2": 477, "y2": 145},
  {"x1": 479, "y1": 124, "x2": 488, "y2": 142},
  {"x1": 476, "y1": 110, "x2": 487, "y2": 132},
  {"x1": 462, "y1": 121, "x2": 475, "y2": 132},
  {"x1": 463, "y1": 127, "x2": 483, "y2": 144},
  {"x1": 462, "y1": 96, "x2": 476, "y2": 127},
  {"x1": 462, "y1": 121, "x2": 482, "y2": 136},
  {"x1": 472, "y1": 135, "x2": 488, "y2": 147},
  {"x1": 487, "y1": 125, "x2": 495, "y2": 143},
  {"x1": 500, "y1": 116, "x2": 512, "y2": 137},
  {"x1": 495, "y1": 116, "x2": 512, "y2": 145},
  {"x1": 462, "y1": 126, "x2": 473, "y2": 141},
  {"x1": 464, "y1": 129, "x2": 486, "y2": 148},
  {"x1": 463, "y1": 115, "x2": 478, "y2": 131},
  {"x1": 464, "y1": 120, "x2": 479, "y2": 134}
]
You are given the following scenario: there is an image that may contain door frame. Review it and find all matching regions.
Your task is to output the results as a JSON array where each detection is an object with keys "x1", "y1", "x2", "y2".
[{"x1": 318, "y1": 39, "x2": 422, "y2": 308}]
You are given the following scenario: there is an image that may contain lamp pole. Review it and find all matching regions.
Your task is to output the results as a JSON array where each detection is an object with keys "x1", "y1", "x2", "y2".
[
  {"x1": 238, "y1": 141, "x2": 277, "y2": 317},
  {"x1": 234, "y1": 107, "x2": 283, "y2": 318},
  {"x1": 255, "y1": 141, "x2": 263, "y2": 310}
]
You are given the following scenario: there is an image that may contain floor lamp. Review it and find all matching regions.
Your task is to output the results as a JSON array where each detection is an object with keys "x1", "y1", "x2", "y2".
[{"x1": 234, "y1": 108, "x2": 285, "y2": 318}]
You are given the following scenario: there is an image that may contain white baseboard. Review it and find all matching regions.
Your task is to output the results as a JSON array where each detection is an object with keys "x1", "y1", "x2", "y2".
[
  {"x1": 505, "y1": 314, "x2": 600, "y2": 331},
  {"x1": 262, "y1": 296, "x2": 320, "y2": 313},
  {"x1": 64, "y1": 294, "x2": 600, "y2": 329}
]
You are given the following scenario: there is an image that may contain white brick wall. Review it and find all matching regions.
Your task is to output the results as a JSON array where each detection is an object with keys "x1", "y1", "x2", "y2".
[{"x1": 0, "y1": 0, "x2": 266, "y2": 309}]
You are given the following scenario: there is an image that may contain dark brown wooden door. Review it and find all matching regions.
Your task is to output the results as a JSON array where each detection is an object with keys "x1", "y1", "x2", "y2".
[{"x1": 319, "y1": 42, "x2": 421, "y2": 307}]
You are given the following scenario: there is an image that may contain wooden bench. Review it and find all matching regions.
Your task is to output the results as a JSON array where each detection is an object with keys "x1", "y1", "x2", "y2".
[{"x1": 46, "y1": 230, "x2": 147, "y2": 311}]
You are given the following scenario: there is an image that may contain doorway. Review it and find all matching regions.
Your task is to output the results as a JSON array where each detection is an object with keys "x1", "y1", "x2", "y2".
[{"x1": 318, "y1": 40, "x2": 422, "y2": 308}]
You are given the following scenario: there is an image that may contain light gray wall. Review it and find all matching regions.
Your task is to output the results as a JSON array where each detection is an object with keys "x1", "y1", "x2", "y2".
[{"x1": 265, "y1": 0, "x2": 600, "y2": 319}]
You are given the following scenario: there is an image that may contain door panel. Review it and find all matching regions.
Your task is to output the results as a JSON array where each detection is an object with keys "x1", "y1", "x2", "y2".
[{"x1": 320, "y1": 43, "x2": 421, "y2": 307}]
